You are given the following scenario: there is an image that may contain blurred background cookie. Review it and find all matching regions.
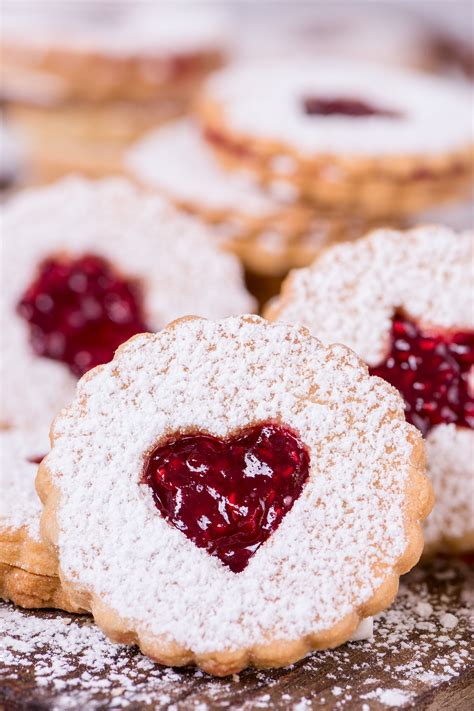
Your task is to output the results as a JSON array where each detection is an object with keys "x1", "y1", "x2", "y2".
[
  {"x1": 198, "y1": 59, "x2": 472, "y2": 219},
  {"x1": 1, "y1": 177, "x2": 254, "y2": 429},
  {"x1": 1, "y1": 2, "x2": 226, "y2": 180},
  {"x1": 126, "y1": 119, "x2": 394, "y2": 305}
]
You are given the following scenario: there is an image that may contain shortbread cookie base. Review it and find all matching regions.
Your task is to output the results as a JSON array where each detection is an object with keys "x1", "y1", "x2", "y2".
[
  {"x1": 8, "y1": 100, "x2": 186, "y2": 181},
  {"x1": 153, "y1": 192, "x2": 392, "y2": 278},
  {"x1": 199, "y1": 101, "x2": 473, "y2": 218},
  {"x1": 37, "y1": 317, "x2": 432, "y2": 676},
  {"x1": 0, "y1": 526, "x2": 84, "y2": 612},
  {"x1": 0, "y1": 524, "x2": 58, "y2": 577},
  {"x1": 2, "y1": 46, "x2": 223, "y2": 103},
  {"x1": 0, "y1": 562, "x2": 84, "y2": 612}
]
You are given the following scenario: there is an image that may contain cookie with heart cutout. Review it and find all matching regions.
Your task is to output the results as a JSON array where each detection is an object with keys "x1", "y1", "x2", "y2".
[
  {"x1": 266, "y1": 225, "x2": 474, "y2": 555},
  {"x1": 0, "y1": 427, "x2": 84, "y2": 612},
  {"x1": 126, "y1": 119, "x2": 389, "y2": 278},
  {"x1": 1, "y1": 176, "x2": 254, "y2": 430},
  {"x1": 37, "y1": 314, "x2": 431, "y2": 676},
  {"x1": 198, "y1": 59, "x2": 473, "y2": 218}
]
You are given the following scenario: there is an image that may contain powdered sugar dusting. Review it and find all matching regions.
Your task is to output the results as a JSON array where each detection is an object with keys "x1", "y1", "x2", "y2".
[
  {"x1": 273, "y1": 226, "x2": 473, "y2": 364},
  {"x1": 0, "y1": 428, "x2": 50, "y2": 541},
  {"x1": 127, "y1": 119, "x2": 278, "y2": 216},
  {"x1": 45, "y1": 315, "x2": 420, "y2": 654},
  {"x1": 3, "y1": 5, "x2": 226, "y2": 56},
  {"x1": 423, "y1": 426, "x2": 474, "y2": 550},
  {"x1": 1, "y1": 559, "x2": 472, "y2": 709},
  {"x1": 272, "y1": 226, "x2": 473, "y2": 552},
  {"x1": 205, "y1": 60, "x2": 473, "y2": 155},
  {"x1": 1, "y1": 177, "x2": 254, "y2": 428}
]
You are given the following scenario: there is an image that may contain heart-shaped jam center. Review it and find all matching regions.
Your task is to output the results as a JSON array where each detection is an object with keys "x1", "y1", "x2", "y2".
[
  {"x1": 369, "y1": 315, "x2": 474, "y2": 437},
  {"x1": 17, "y1": 254, "x2": 149, "y2": 377},
  {"x1": 142, "y1": 423, "x2": 310, "y2": 573},
  {"x1": 302, "y1": 96, "x2": 402, "y2": 118}
]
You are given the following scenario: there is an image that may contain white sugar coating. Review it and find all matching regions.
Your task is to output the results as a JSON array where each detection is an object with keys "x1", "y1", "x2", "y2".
[
  {"x1": 1, "y1": 559, "x2": 472, "y2": 709},
  {"x1": 272, "y1": 225, "x2": 473, "y2": 551},
  {"x1": 1, "y1": 177, "x2": 254, "y2": 429},
  {"x1": 205, "y1": 59, "x2": 473, "y2": 156},
  {"x1": 3, "y1": 5, "x2": 226, "y2": 56},
  {"x1": 45, "y1": 315, "x2": 420, "y2": 654},
  {"x1": 273, "y1": 226, "x2": 473, "y2": 365},
  {"x1": 127, "y1": 120, "x2": 279, "y2": 216},
  {"x1": 423, "y1": 426, "x2": 474, "y2": 548},
  {"x1": 0, "y1": 427, "x2": 50, "y2": 541},
  {"x1": 362, "y1": 688, "x2": 412, "y2": 707},
  {"x1": 439, "y1": 613, "x2": 459, "y2": 630}
]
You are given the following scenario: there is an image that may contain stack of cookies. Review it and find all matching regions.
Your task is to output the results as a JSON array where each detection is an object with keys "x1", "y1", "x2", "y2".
[
  {"x1": 0, "y1": 4, "x2": 226, "y2": 180},
  {"x1": 1, "y1": 6, "x2": 473, "y2": 685},
  {"x1": 126, "y1": 58, "x2": 472, "y2": 304},
  {"x1": 1, "y1": 188, "x2": 434, "y2": 670}
]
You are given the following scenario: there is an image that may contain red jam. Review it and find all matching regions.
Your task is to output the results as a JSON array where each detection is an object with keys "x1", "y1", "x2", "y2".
[
  {"x1": 27, "y1": 455, "x2": 45, "y2": 465},
  {"x1": 142, "y1": 423, "x2": 310, "y2": 573},
  {"x1": 17, "y1": 254, "x2": 149, "y2": 377},
  {"x1": 303, "y1": 96, "x2": 401, "y2": 118},
  {"x1": 369, "y1": 315, "x2": 474, "y2": 437}
]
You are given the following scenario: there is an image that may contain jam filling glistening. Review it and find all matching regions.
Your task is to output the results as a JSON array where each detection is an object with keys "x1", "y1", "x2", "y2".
[
  {"x1": 142, "y1": 423, "x2": 310, "y2": 573},
  {"x1": 369, "y1": 315, "x2": 474, "y2": 437},
  {"x1": 302, "y1": 96, "x2": 402, "y2": 118},
  {"x1": 17, "y1": 254, "x2": 149, "y2": 377}
]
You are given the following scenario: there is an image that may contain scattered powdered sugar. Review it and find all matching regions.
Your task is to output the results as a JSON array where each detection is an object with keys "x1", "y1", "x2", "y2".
[
  {"x1": 204, "y1": 59, "x2": 473, "y2": 156},
  {"x1": 44, "y1": 315, "x2": 420, "y2": 655},
  {"x1": 271, "y1": 226, "x2": 473, "y2": 553},
  {"x1": 0, "y1": 427, "x2": 50, "y2": 541},
  {"x1": 439, "y1": 613, "x2": 459, "y2": 630},
  {"x1": 1, "y1": 559, "x2": 472, "y2": 709},
  {"x1": 1, "y1": 177, "x2": 254, "y2": 429},
  {"x1": 423, "y1": 426, "x2": 474, "y2": 551},
  {"x1": 362, "y1": 688, "x2": 413, "y2": 707}
]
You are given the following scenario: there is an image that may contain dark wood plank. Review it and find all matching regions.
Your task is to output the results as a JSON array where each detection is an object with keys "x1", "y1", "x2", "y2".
[{"x1": 1, "y1": 558, "x2": 473, "y2": 710}]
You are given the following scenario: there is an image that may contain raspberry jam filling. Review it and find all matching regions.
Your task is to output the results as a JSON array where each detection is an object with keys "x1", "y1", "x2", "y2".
[
  {"x1": 17, "y1": 254, "x2": 149, "y2": 377},
  {"x1": 142, "y1": 423, "x2": 310, "y2": 573},
  {"x1": 369, "y1": 315, "x2": 474, "y2": 437},
  {"x1": 303, "y1": 96, "x2": 401, "y2": 118}
]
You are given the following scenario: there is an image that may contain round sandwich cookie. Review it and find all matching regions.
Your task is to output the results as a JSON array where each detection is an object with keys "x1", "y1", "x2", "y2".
[
  {"x1": 0, "y1": 427, "x2": 83, "y2": 612},
  {"x1": 1, "y1": 5, "x2": 226, "y2": 178},
  {"x1": 267, "y1": 226, "x2": 473, "y2": 555},
  {"x1": 127, "y1": 119, "x2": 389, "y2": 279},
  {"x1": 37, "y1": 315, "x2": 431, "y2": 675},
  {"x1": 1, "y1": 177, "x2": 254, "y2": 429},
  {"x1": 198, "y1": 59, "x2": 473, "y2": 218}
]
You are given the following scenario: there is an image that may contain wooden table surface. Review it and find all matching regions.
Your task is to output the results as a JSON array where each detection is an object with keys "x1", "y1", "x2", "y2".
[{"x1": 1, "y1": 557, "x2": 473, "y2": 711}]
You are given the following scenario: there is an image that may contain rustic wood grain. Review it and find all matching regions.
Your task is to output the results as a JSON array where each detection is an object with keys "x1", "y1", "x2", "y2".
[{"x1": 1, "y1": 558, "x2": 473, "y2": 711}]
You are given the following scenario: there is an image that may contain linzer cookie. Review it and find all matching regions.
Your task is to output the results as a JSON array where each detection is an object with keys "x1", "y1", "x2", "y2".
[
  {"x1": 1, "y1": 5, "x2": 225, "y2": 178},
  {"x1": 127, "y1": 119, "x2": 388, "y2": 278},
  {"x1": 0, "y1": 177, "x2": 254, "y2": 428},
  {"x1": 267, "y1": 226, "x2": 473, "y2": 555},
  {"x1": 37, "y1": 315, "x2": 430, "y2": 675},
  {"x1": 0, "y1": 427, "x2": 82, "y2": 611},
  {"x1": 198, "y1": 60, "x2": 473, "y2": 218}
]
